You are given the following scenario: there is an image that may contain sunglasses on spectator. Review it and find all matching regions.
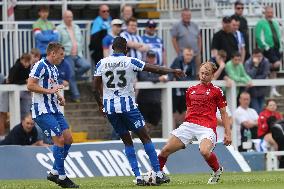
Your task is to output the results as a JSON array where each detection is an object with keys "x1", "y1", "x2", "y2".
[
  {"x1": 102, "y1": 10, "x2": 109, "y2": 13},
  {"x1": 236, "y1": 7, "x2": 244, "y2": 10}
]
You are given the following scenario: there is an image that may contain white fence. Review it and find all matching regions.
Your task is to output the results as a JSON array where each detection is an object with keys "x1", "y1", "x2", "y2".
[
  {"x1": 267, "y1": 151, "x2": 284, "y2": 171},
  {"x1": 2, "y1": 78, "x2": 284, "y2": 150},
  {"x1": 2, "y1": 18, "x2": 284, "y2": 78}
]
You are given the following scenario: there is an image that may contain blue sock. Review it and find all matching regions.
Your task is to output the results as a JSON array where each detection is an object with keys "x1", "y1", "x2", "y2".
[
  {"x1": 144, "y1": 142, "x2": 160, "y2": 172},
  {"x1": 53, "y1": 145, "x2": 65, "y2": 175},
  {"x1": 52, "y1": 146, "x2": 58, "y2": 171},
  {"x1": 64, "y1": 144, "x2": 71, "y2": 158},
  {"x1": 125, "y1": 145, "x2": 140, "y2": 177}
]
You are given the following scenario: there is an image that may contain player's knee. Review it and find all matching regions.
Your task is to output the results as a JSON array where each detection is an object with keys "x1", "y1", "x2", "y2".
[
  {"x1": 64, "y1": 135, "x2": 73, "y2": 145},
  {"x1": 56, "y1": 136, "x2": 65, "y2": 146},
  {"x1": 199, "y1": 148, "x2": 210, "y2": 159}
]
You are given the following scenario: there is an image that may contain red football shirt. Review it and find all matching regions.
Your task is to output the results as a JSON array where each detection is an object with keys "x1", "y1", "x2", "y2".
[
  {"x1": 185, "y1": 83, "x2": 227, "y2": 132},
  {"x1": 257, "y1": 109, "x2": 283, "y2": 137}
]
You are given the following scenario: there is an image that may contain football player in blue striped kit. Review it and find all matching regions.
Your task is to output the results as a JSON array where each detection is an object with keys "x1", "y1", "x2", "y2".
[
  {"x1": 27, "y1": 42, "x2": 78, "y2": 188},
  {"x1": 93, "y1": 36, "x2": 185, "y2": 185}
]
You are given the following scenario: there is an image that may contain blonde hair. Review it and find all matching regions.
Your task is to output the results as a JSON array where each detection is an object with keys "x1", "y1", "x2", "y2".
[{"x1": 200, "y1": 61, "x2": 217, "y2": 73}]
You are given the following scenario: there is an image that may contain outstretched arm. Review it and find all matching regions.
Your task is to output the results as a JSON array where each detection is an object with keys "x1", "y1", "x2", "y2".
[
  {"x1": 220, "y1": 107, "x2": 232, "y2": 146},
  {"x1": 143, "y1": 63, "x2": 185, "y2": 78}
]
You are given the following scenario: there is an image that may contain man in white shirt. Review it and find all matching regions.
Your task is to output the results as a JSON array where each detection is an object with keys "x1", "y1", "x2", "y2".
[
  {"x1": 234, "y1": 92, "x2": 258, "y2": 151},
  {"x1": 216, "y1": 107, "x2": 233, "y2": 143}
]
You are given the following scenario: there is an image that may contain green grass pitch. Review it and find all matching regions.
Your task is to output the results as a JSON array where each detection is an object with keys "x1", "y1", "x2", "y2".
[{"x1": 0, "y1": 171, "x2": 284, "y2": 189}]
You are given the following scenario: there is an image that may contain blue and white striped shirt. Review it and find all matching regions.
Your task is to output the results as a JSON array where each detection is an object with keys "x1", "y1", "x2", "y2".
[
  {"x1": 94, "y1": 53, "x2": 145, "y2": 114},
  {"x1": 142, "y1": 34, "x2": 164, "y2": 66},
  {"x1": 29, "y1": 58, "x2": 62, "y2": 118},
  {"x1": 120, "y1": 31, "x2": 144, "y2": 60}
]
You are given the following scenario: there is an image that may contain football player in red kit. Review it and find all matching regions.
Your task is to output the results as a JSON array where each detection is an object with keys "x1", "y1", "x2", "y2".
[{"x1": 158, "y1": 62, "x2": 232, "y2": 184}]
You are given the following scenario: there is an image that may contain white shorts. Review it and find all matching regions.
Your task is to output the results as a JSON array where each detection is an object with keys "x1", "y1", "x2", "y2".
[{"x1": 171, "y1": 122, "x2": 216, "y2": 151}]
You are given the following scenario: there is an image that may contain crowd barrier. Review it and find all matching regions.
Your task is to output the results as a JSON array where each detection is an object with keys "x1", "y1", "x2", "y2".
[{"x1": 0, "y1": 139, "x2": 250, "y2": 180}]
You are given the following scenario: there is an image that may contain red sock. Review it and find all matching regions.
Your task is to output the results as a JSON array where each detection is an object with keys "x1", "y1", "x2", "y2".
[
  {"x1": 158, "y1": 155, "x2": 167, "y2": 171},
  {"x1": 205, "y1": 152, "x2": 220, "y2": 172}
]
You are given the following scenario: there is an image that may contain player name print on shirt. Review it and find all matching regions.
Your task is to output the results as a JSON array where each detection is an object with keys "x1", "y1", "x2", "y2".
[{"x1": 105, "y1": 61, "x2": 127, "y2": 69}]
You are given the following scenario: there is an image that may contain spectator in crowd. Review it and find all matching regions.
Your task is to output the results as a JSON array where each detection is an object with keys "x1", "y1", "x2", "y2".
[
  {"x1": 235, "y1": 92, "x2": 258, "y2": 151},
  {"x1": 171, "y1": 8, "x2": 201, "y2": 73},
  {"x1": 211, "y1": 16, "x2": 238, "y2": 62},
  {"x1": 169, "y1": 48, "x2": 196, "y2": 128},
  {"x1": 91, "y1": 4, "x2": 112, "y2": 35},
  {"x1": 245, "y1": 48, "x2": 270, "y2": 114},
  {"x1": 142, "y1": 19, "x2": 166, "y2": 66},
  {"x1": 216, "y1": 107, "x2": 233, "y2": 143},
  {"x1": 0, "y1": 114, "x2": 48, "y2": 146},
  {"x1": 225, "y1": 51, "x2": 252, "y2": 89},
  {"x1": 231, "y1": 15, "x2": 246, "y2": 63},
  {"x1": 120, "y1": 5, "x2": 133, "y2": 31},
  {"x1": 256, "y1": 6, "x2": 282, "y2": 96},
  {"x1": 8, "y1": 53, "x2": 32, "y2": 119},
  {"x1": 56, "y1": 60, "x2": 71, "y2": 87},
  {"x1": 0, "y1": 73, "x2": 8, "y2": 140},
  {"x1": 210, "y1": 50, "x2": 233, "y2": 87},
  {"x1": 32, "y1": 5, "x2": 58, "y2": 57},
  {"x1": 56, "y1": 10, "x2": 91, "y2": 102},
  {"x1": 137, "y1": 50, "x2": 168, "y2": 133},
  {"x1": 102, "y1": 19, "x2": 123, "y2": 57},
  {"x1": 89, "y1": 5, "x2": 112, "y2": 65},
  {"x1": 30, "y1": 48, "x2": 41, "y2": 66},
  {"x1": 120, "y1": 17, "x2": 149, "y2": 60},
  {"x1": 233, "y1": 1, "x2": 250, "y2": 60},
  {"x1": 267, "y1": 117, "x2": 284, "y2": 167},
  {"x1": 258, "y1": 99, "x2": 282, "y2": 151}
]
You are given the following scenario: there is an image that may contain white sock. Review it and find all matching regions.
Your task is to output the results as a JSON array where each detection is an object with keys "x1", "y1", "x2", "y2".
[
  {"x1": 156, "y1": 171, "x2": 163, "y2": 178},
  {"x1": 50, "y1": 169, "x2": 58, "y2": 175},
  {"x1": 59, "y1": 175, "x2": 66, "y2": 180},
  {"x1": 136, "y1": 176, "x2": 142, "y2": 180}
]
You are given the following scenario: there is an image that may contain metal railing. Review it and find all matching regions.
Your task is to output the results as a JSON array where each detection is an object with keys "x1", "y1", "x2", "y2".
[
  {"x1": 214, "y1": 0, "x2": 284, "y2": 19},
  {"x1": 266, "y1": 151, "x2": 284, "y2": 171},
  {"x1": 1, "y1": 78, "x2": 284, "y2": 150},
  {"x1": 136, "y1": 79, "x2": 284, "y2": 150},
  {"x1": 2, "y1": 18, "x2": 284, "y2": 78}
]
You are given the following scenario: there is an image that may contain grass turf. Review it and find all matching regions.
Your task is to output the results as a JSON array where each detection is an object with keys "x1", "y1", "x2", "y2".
[{"x1": 0, "y1": 171, "x2": 284, "y2": 189}]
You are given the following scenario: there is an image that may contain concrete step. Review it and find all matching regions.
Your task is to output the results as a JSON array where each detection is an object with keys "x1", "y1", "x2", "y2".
[
  {"x1": 65, "y1": 109, "x2": 99, "y2": 117},
  {"x1": 67, "y1": 117, "x2": 107, "y2": 125},
  {"x1": 65, "y1": 102, "x2": 98, "y2": 110},
  {"x1": 136, "y1": 3, "x2": 157, "y2": 9},
  {"x1": 136, "y1": 11, "x2": 160, "y2": 19}
]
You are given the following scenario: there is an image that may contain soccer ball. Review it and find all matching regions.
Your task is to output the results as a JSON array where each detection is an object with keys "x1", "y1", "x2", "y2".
[{"x1": 142, "y1": 170, "x2": 156, "y2": 185}]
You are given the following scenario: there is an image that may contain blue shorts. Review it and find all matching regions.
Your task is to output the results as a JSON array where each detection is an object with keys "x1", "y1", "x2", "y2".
[
  {"x1": 33, "y1": 113, "x2": 69, "y2": 138},
  {"x1": 107, "y1": 109, "x2": 145, "y2": 136}
]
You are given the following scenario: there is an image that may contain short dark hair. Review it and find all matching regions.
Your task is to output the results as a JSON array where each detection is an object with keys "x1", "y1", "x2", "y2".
[
  {"x1": 252, "y1": 48, "x2": 263, "y2": 55},
  {"x1": 112, "y1": 37, "x2": 127, "y2": 53},
  {"x1": 265, "y1": 99, "x2": 276, "y2": 106},
  {"x1": 126, "y1": 17, "x2": 137, "y2": 25},
  {"x1": 234, "y1": 1, "x2": 244, "y2": 7},
  {"x1": 232, "y1": 51, "x2": 241, "y2": 58},
  {"x1": 46, "y1": 42, "x2": 64, "y2": 55},
  {"x1": 222, "y1": 16, "x2": 232, "y2": 23},
  {"x1": 218, "y1": 50, "x2": 227, "y2": 60},
  {"x1": 39, "y1": 5, "x2": 49, "y2": 12},
  {"x1": 230, "y1": 15, "x2": 240, "y2": 22},
  {"x1": 20, "y1": 53, "x2": 31, "y2": 62},
  {"x1": 30, "y1": 48, "x2": 41, "y2": 58}
]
